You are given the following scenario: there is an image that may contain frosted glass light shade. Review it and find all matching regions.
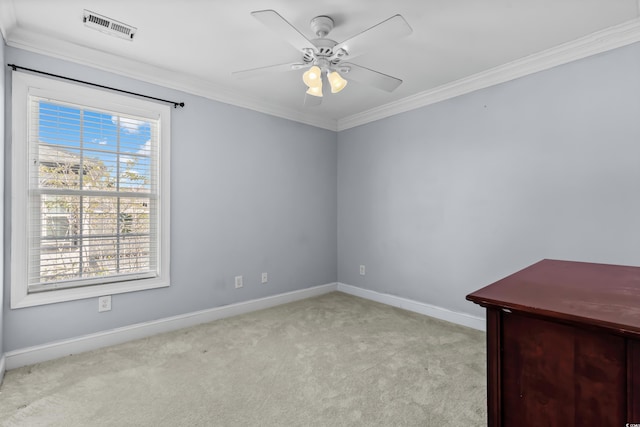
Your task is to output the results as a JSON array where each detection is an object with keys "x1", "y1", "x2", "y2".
[
  {"x1": 306, "y1": 85, "x2": 323, "y2": 97},
  {"x1": 328, "y1": 71, "x2": 347, "y2": 93},
  {"x1": 303, "y1": 66, "x2": 322, "y2": 88}
]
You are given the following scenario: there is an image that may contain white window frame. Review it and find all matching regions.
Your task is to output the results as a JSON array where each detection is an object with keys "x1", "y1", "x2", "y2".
[{"x1": 11, "y1": 72, "x2": 171, "y2": 308}]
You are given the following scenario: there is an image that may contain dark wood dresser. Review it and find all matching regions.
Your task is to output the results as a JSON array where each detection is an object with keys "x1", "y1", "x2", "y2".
[{"x1": 466, "y1": 259, "x2": 640, "y2": 426}]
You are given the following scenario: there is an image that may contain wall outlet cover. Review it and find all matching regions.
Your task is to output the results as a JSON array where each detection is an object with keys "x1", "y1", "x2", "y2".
[{"x1": 98, "y1": 295, "x2": 111, "y2": 312}]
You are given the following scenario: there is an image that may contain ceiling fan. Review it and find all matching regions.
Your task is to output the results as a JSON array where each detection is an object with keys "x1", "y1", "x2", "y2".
[{"x1": 233, "y1": 10, "x2": 413, "y2": 106}]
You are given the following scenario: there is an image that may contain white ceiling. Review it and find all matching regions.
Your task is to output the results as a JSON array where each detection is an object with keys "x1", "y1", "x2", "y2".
[{"x1": 1, "y1": 1, "x2": 640, "y2": 130}]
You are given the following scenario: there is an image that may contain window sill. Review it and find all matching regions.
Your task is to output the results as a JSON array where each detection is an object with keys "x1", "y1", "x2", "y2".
[{"x1": 11, "y1": 276, "x2": 170, "y2": 309}]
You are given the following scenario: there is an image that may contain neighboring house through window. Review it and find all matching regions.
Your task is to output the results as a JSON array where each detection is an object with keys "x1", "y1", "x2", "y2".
[{"x1": 11, "y1": 72, "x2": 171, "y2": 308}]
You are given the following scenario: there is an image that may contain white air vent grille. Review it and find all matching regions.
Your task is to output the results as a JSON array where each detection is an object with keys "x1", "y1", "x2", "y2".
[{"x1": 83, "y1": 10, "x2": 137, "y2": 40}]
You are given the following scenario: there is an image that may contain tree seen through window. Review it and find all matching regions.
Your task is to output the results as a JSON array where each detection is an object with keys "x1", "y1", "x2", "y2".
[{"x1": 37, "y1": 101, "x2": 155, "y2": 284}]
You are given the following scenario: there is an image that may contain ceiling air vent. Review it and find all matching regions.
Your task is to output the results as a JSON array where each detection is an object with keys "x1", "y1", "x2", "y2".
[{"x1": 83, "y1": 10, "x2": 137, "y2": 40}]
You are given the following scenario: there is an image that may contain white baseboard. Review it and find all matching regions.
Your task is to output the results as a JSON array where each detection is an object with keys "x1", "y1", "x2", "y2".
[
  {"x1": 0, "y1": 354, "x2": 5, "y2": 385},
  {"x1": 337, "y1": 283, "x2": 486, "y2": 331},
  {"x1": 4, "y1": 282, "x2": 483, "y2": 370},
  {"x1": 5, "y1": 283, "x2": 338, "y2": 370}
]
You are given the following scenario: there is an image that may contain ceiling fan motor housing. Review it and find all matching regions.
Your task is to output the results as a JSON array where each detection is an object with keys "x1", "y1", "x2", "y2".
[
  {"x1": 311, "y1": 39, "x2": 337, "y2": 59},
  {"x1": 307, "y1": 16, "x2": 351, "y2": 68}
]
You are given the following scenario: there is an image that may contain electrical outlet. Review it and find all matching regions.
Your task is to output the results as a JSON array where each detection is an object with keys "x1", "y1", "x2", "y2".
[
  {"x1": 359, "y1": 265, "x2": 366, "y2": 276},
  {"x1": 98, "y1": 295, "x2": 111, "y2": 312},
  {"x1": 261, "y1": 272, "x2": 268, "y2": 284},
  {"x1": 234, "y1": 275, "x2": 243, "y2": 288}
]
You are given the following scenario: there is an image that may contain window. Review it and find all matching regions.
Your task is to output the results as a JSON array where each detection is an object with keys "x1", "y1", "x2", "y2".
[{"x1": 11, "y1": 72, "x2": 170, "y2": 308}]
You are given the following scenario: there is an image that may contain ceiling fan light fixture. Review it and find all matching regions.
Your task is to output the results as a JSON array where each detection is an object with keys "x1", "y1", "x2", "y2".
[
  {"x1": 303, "y1": 65, "x2": 322, "y2": 88},
  {"x1": 328, "y1": 71, "x2": 348, "y2": 93},
  {"x1": 306, "y1": 85, "x2": 323, "y2": 97},
  {"x1": 240, "y1": 10, "x2": 411, "y2": 106}
]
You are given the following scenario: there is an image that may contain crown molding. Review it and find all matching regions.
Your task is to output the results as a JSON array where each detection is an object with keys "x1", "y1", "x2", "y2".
[
  {"x1": 0, "y1": 0, "x2": 16, "y2": 42},
  {"x1": 2, "y1": 14, "x2": 639, "y2": 133},
  {"x1": 337, "y1": 18, "x2": 640, "y2": 131},
  {"x1": 3, "y1": 27, "x2": 338, "y2": 131}
]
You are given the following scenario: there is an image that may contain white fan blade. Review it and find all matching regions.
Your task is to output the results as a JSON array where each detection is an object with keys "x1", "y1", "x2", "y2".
[
  {"x1": 341, "y1": 63, "x2": 403, "y2": 92},
  {"x1": 232, "y1": 63, "x2": 306, "y2": 79},
  {"x1": 304, "y1": 93, "x2": 322, "y2": 107},
  {"x1": 252, "y1": 10, "x2": 316, "y2": 53},
  {"x1": 334, "y1": 15, "x2": 412, "y2": 60}
]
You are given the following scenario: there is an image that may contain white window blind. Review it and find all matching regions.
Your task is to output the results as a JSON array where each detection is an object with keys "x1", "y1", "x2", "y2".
[
  {"x1": 12, "y1": 72, "x2": 170, "y2": 308},
  {"x1": 28, "y1": 98, "x2": 160, "y2": 292}
]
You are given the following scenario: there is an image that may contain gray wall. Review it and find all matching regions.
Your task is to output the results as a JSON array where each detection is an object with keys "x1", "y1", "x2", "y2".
[
  {"x1": 338, "y1": 42, "x2": 640, "y2": 317},
  {"x1": 4, "y1": 40, "x2": 640, "y2": 354},
  {"x1": 3, "y1": 47, "x2": 338, "y2": 352},
  {"x1": 0, "y1": 38, "x2": 5, "y2": 358}
]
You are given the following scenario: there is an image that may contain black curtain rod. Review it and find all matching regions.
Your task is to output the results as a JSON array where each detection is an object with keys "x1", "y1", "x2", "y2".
[{"x1": 7, "y1": 64, "x2": 185, "y2": 108}]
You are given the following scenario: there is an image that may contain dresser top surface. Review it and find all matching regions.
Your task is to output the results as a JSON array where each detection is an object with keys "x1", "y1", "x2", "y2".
[{"x1": 467, "y1": 259, "x2": 640, "y2": 335}]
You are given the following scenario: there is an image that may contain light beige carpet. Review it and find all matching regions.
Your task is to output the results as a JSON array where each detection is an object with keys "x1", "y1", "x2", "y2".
[{"x1": 0, "y1": 292, "x2": 486, "y2": 426}]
